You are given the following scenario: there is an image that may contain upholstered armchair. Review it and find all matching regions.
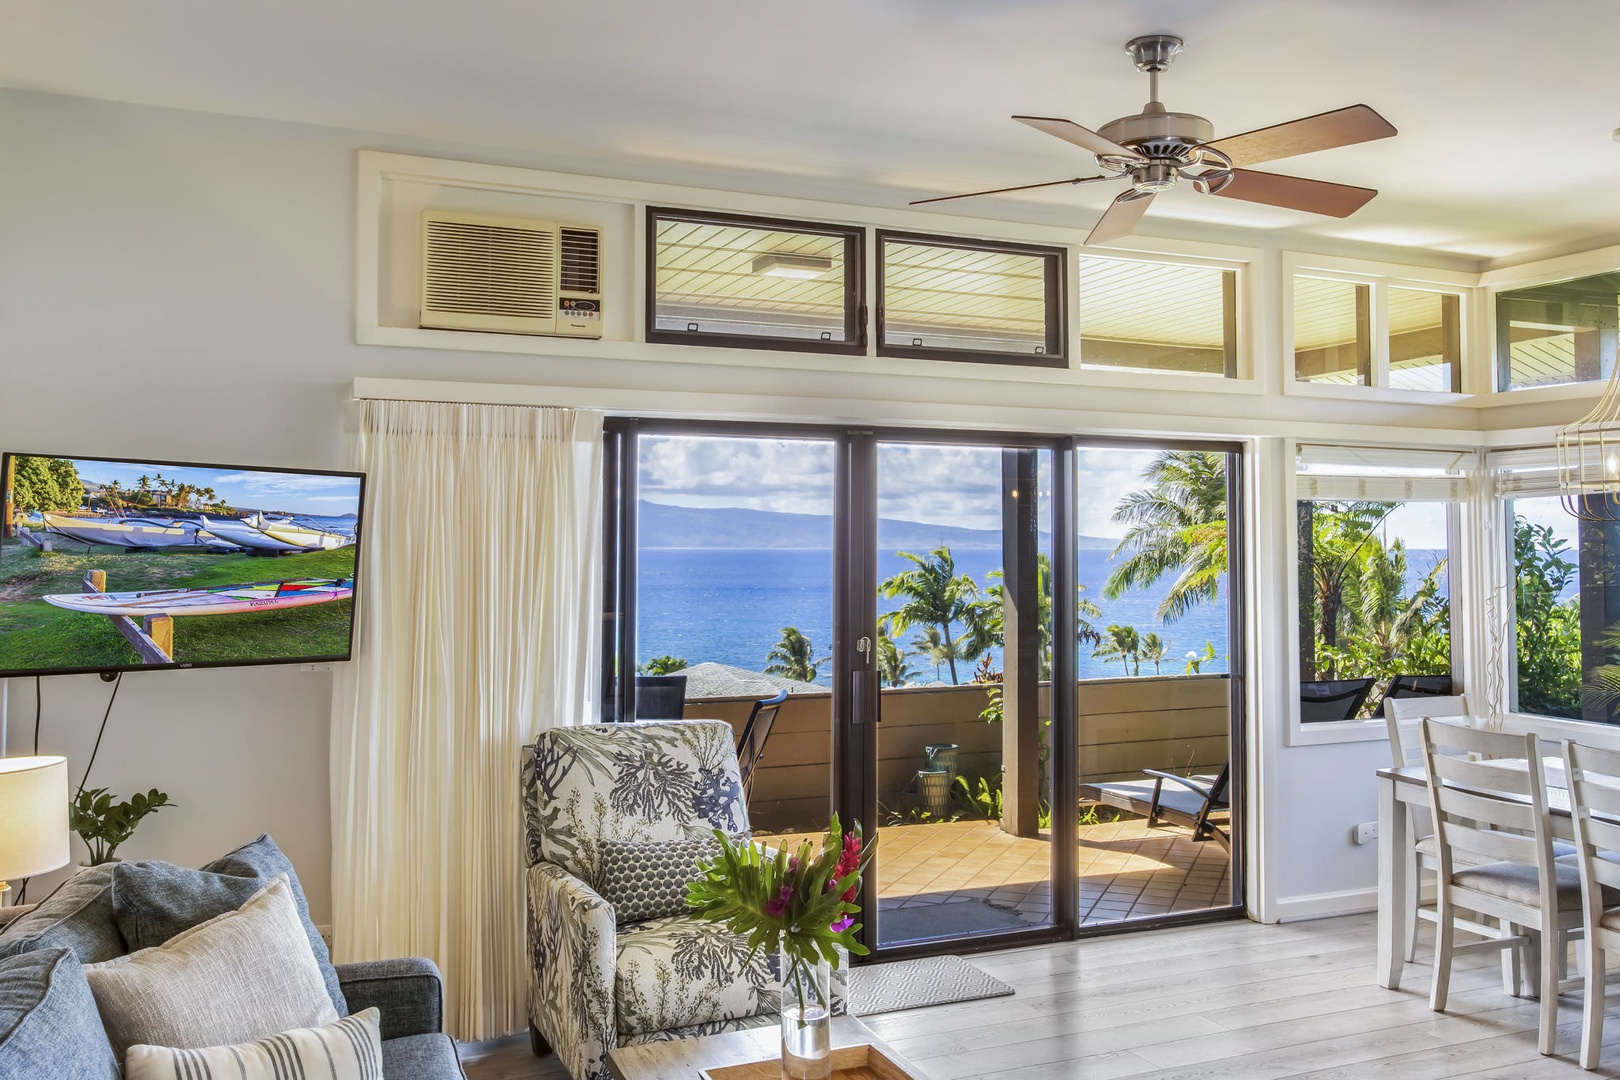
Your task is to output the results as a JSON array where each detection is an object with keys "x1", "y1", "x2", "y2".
[{"x1": 522, "y1": 720, "x2": 842, "y2": 1080}]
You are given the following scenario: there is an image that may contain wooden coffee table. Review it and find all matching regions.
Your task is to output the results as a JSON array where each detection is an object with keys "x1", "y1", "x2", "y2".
[{"x1": 606, "y1": 1016, "x2": 930, "y2": 1080}]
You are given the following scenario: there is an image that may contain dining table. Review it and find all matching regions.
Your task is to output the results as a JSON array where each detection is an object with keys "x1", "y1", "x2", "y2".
[{"x1": 1375, "y1": 755, "x2": 1573, "y2": 991}]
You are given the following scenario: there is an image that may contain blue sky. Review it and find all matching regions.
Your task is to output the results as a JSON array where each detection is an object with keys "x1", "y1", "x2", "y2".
[{"x1": 58, "y1": 457, "x2": 361, "y2": 516}]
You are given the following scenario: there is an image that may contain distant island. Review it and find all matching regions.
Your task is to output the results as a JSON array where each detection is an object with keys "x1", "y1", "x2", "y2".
[{"x1": 638, "y1": 501, "x2": 1118, "y2": 551}]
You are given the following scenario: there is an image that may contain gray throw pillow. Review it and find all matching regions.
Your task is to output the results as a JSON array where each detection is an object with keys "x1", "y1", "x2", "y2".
[
  {"x1": 597, "y1": 838, "x2": 719, "y2": 923},
  {"x1": 0, "y1": 947, "x2": 120, "y2": 1079},
  {"x1": 111, "y1": 834, "x2": 345, "y2": 1016},
  {"x1": 0, "y1": 864, "x2": 123, "y2": 964}
]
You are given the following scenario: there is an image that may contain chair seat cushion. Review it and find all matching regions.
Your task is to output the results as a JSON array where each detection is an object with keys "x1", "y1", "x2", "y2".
[
  {"x1": 1452, "y1": 859, "x2": 1584, "y2": 909},
  {"x1": 379, "y1": 1032, "x2": 465, "y2": 1078},
  {"x1": 613, "y1": 916, "x2": 774, "y2": 1036}
]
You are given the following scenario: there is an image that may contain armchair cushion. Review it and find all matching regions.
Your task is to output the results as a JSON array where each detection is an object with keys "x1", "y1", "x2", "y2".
[
  {"x1": 597, "y1": 838, "x2": 720, "y2": 924},
  {"x1": 380, "y1": 1032, "x2": 467, "y2": 1079},
  {"x1": 612, "y1": 916, "x2": 773, "y2": 1036},
  {"x1": 335, "y1": 957, "x2": 444, "y2": 1040}
]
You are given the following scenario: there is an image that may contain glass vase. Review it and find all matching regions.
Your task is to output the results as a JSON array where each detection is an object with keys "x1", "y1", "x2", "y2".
[{"x1": 778, "y1": 945, "x2": 831, "y2": 1080}]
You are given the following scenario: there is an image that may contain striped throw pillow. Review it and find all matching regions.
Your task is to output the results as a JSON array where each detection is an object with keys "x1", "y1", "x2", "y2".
[{"x1": 122, "y1": 1008, "x2": 382, "y2": 1080}]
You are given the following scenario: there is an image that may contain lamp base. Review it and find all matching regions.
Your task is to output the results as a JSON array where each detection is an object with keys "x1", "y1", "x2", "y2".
[{"x1": 0, "y1": 881, "x2": 11, "y2": 907}]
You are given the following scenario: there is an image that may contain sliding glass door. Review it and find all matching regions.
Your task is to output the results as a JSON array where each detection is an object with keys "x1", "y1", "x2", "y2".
[{"x1": 603, "y1": 422, "x2": 1242, "y2": 955}]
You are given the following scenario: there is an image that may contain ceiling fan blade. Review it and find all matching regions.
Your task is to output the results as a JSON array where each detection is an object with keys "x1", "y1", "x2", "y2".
[
  {"x1": 1204, "y1": 104, "x2": 1396, "y2": 167},
  {"x1": 1085, "y1": 190, "x2": 1155, "y2": 246},
  {"x1": 910, "y1": 175, "x2": 1113, "y2": 206},
  {"x1": 1014, "y1": 115, "x2": 1143, "y2": 161},
  {"x1": 1210, "y1": 169, "x2": 1377, "y2": 218}
]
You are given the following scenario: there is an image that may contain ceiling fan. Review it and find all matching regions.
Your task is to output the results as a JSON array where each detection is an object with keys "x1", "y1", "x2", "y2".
[{"x1": 912, "y1": 34, "x2": 1397, "y2": 245}]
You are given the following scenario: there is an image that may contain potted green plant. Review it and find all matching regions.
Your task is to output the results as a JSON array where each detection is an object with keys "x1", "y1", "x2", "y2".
[{"x1": 67, "y1": 787, "x2": 175, "y2": 865}]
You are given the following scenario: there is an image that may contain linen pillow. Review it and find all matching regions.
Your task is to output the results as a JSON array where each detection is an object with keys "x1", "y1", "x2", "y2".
[
  {"x1": 112, "y1": 833, "x2": 346, "y2": 1015},
  {"x1": 123, "y1": 1008, "x2": 382, "y2": 1080},
  {"x1": 0, "y1": 947, "x2": 120, "y2": 1080},
  {"x1": 85, "y1": 874, "x2": 340, "y2": 1060},
  {"x1": 597, "y1": 837, "x2": 719, "y2": 923},
  {"x1": 0, "y1": 863, "x2": 124, "y2": 964}
]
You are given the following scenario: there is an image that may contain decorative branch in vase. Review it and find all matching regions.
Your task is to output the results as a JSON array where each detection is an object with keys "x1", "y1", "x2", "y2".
[{"x1": 687, "y1": 814, "x2": 873, "y2": 1080}]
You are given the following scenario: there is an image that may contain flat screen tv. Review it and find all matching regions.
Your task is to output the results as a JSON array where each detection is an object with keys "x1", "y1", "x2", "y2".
[{"x1": 0, "y1": 452, "x2": 365, "y2": 678}]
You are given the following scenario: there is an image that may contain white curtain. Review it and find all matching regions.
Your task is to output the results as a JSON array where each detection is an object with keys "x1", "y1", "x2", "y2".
[{"x1": 330, "y1": 399, "x2": 603, "y2": 1040}]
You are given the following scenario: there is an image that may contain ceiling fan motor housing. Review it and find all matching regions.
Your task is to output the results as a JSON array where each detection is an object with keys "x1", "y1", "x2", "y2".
[{"x1": 1097, "y1": 109, "x2": 1215, "y2": 162}]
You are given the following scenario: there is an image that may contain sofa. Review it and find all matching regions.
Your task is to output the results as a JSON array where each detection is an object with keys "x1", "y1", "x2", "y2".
[
  {"x1": 521, "y1": 719, "x2": 845, "y2": 1080},
  {"x1": 0, "y1": 835, "x2": 464, "y2": 1079}
]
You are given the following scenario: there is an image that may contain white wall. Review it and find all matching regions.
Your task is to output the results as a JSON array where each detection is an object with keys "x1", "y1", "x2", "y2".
[{"x1": 0, "y1": 86, "x2": 1600, "y2": 929}]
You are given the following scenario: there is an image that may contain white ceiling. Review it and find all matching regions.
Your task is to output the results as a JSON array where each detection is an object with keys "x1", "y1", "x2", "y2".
[{"x1": 5, "y1": 0, "x2": 1620, "y2": 266}]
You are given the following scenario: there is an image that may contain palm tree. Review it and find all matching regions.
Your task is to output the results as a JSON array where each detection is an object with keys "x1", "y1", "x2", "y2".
[
  {"x1": 637, "y1": 655, "x2": 687, "y2": 675},
  {"x1": 765, "y1": 626, "x2": 825, "y2": 683},
  {"x1": 879, "y1": 546, "x2": 982, "y2": 684},
  {"x1": 1104, "y1": 450, "x2": 1229, "y2": 622},
  {"x1": 1140, "y1": 632, "x2": 1167, "y2": 675},
  {"x1": 909, "y1": 626, "x2": 953, "y2": 681},
  {"x1": 1093, "y1": 624, "x2": 1142, "y2": 676},
  {"x1": 1304, "y1": 501, "x2": 1401, "y2": 676},
  {"x1": 876, "y1": 632, "x2": 919, "y2": 688}
]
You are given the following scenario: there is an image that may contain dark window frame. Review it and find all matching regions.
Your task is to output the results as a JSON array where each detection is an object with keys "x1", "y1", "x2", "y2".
[
  {"x1": 876, "y1": 230, "x2": 1067, "y2": 369},
  {"x1": 645, "y1": 207, "x2": 866, "y2": 355}
]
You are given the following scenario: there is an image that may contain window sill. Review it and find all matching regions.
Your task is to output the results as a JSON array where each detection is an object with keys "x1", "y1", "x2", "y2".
[
  {"x1": 1283, "y1": 380, "x2": 1473, "y2": 407},
  {"x1": 1284, "y1": 717, "x2": 1389, "y2": 747}
]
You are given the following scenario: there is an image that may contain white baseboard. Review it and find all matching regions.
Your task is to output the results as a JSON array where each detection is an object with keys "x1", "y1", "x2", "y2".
[{"x1": 1270, "y1": 887, "x2": 1377, "y2": 922}]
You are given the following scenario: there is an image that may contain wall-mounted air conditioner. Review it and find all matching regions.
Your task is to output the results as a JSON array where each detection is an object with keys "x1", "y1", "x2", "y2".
[{"x1": 419, "y1": 211, "x2": 602, "y2": 339}]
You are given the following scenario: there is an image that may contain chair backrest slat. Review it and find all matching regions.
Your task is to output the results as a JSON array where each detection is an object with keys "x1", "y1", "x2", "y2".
[
  {"x1": 1384, "y1": 694, "x2": 1469, "y2": 769},
  {"x1": 1435, "y1": 783, "x2": 1538, "y2": 834},
  {"x1": 1430, "y1": 752, "x2": 1535, "y2": 798},
  {"x1": 1445, "y1": 822, "x2": 1539, "y2": 863}
]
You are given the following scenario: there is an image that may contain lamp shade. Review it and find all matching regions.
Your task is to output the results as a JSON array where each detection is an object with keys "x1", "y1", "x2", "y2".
[{"x1": 0, "y1": 756, "x2": 70, "y2": 880}]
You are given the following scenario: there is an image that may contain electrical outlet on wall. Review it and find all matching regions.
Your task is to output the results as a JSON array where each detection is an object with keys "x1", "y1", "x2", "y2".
[{"x1": 1352, "y1": 822, "x2": 1379, "y2": 845}]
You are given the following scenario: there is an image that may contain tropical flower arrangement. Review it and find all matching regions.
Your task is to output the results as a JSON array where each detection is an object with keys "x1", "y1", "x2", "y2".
[{"x1": 686, "y1": 814, "x2": 874, "y2": 1018}]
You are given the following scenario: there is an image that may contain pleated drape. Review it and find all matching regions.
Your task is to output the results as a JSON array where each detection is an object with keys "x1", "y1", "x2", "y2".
[{"x1": 330, "y1": 399, "x2": 603, "y2": 1040}]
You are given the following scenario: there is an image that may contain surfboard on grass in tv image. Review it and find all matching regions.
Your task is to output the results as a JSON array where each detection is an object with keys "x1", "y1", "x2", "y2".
[
  {"x1": 43, "y1": 578, "x2": 354, "y2": 617},
  {"x1": 0, "y1": 452, "x2": 363, "y2": 674}
]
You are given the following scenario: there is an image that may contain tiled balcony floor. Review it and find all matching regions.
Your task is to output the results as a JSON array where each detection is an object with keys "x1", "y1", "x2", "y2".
[{"x1": 769, "y1": 813, "x2": 1232, "y2": 935}]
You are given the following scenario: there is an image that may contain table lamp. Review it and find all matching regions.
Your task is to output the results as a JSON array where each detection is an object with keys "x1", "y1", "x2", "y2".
[{"x1": 0, "y1": 756, "x2": 69, "y2": 905}]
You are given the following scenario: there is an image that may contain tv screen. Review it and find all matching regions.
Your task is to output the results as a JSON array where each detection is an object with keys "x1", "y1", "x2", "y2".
[{"x1": 0, "y1": 453, "x2": 364, "y2": 678}]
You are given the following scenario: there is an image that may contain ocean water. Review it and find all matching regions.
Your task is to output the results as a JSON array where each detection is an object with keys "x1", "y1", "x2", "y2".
[{"x1": 636, "y1": 547, "x2": 1233, "y2": 684}]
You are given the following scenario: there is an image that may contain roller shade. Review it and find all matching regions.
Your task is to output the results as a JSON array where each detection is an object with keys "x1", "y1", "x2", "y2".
[{"x1": 1296, "y1": 444, "x2": 1474, "y2": 502}]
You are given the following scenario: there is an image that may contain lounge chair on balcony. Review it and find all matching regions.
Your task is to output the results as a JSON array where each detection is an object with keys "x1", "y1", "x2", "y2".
[
  {"x1": 1299, "y1": 677, "x2": 1377, "y2": 722},
  {"x1": 735, "y1": 689, "x2": 788, "y2": 800},
  {"x1": 633, "y1": 674, "x2": 686, "y2": 719},
  {"x1": 1080, "y1": 761, "x2": 1231, "y2": 852}
]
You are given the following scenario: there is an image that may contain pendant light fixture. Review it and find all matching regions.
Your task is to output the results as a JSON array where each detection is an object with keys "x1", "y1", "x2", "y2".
[{"x1": 1556, "y1": 362, "x2": 1620, "y2": 521}]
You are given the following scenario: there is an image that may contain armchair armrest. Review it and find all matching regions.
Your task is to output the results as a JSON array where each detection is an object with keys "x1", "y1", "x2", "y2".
[
  {"x1": 528, "y1": 861, "x2": 618, "y2": 1080},
  {"x1": 336, "y1": 957, "x2": 443, "y2": 1040}
]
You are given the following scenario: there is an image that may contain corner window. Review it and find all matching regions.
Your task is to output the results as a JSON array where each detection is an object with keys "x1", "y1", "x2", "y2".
[
  {"x1": 646, "y1": 208, "x2": 863, "y2": 353},
  {"x1": 1494, "y1": 450, "x2": 1620, "y2": 722},
  {"x1": 876, "y1": 233, "x2": 1064, "y2": 367},
  {"x1": 1496, "y1": 271, "x2": 1620, "y2": 391},
  {"x1": 1077, "y1": 257, "x2": 1236, "y2": 377},
  {"x1": 1293, "y1": 275, "x2": 1463, "y2": 392},
  {"x1": 1295, "y1": 447, "x2": 1465, "y2": 722}
]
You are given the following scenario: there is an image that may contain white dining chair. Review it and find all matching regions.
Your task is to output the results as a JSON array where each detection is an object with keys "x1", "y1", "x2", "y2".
[
  {"x1": 1384, "y1": 696, "x2": 1469, "y2": 962},
  {"x1": 1422, "y1": 718, "x2": 1585, "y2": 1057},
  {"x1": 1561, "y1": 739, "x2": 1620, "y2": 1069}
]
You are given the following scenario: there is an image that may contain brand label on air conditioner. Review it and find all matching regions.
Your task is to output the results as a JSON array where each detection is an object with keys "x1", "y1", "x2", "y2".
[{"x1": 560, "y1": 298, "x2": 600, "y2": 320}]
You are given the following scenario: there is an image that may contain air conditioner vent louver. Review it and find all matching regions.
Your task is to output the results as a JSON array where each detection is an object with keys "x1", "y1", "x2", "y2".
[
  {"x1": 419, "y1": 211, "x2": 603, "y2": 338},
  {"x1": 560, "y1": 227, "x2": 601, "y2": 294}
]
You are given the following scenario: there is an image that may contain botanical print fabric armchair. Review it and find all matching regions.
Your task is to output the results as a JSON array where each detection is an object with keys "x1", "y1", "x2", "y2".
[{"x1": 522, "y1": 720, "x2": 792, "y2": 1080}]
